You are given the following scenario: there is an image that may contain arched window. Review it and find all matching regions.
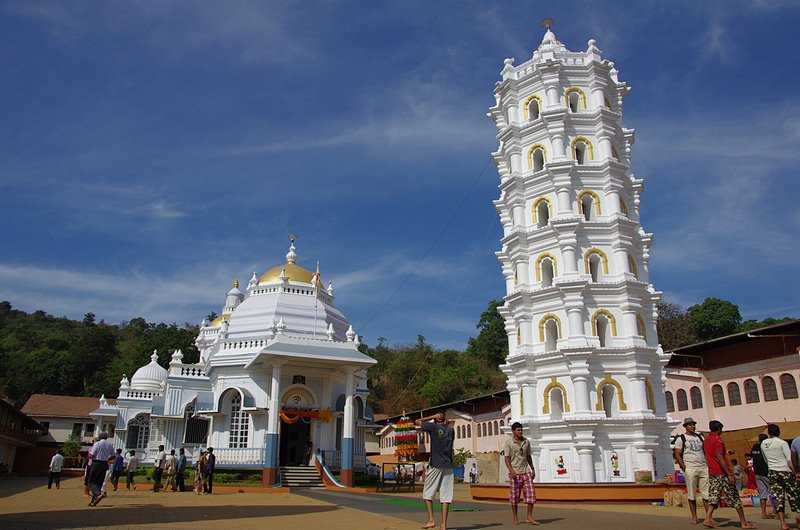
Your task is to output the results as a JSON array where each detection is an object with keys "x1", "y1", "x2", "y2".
[
  {"x1": 628, "y1": 255, "x2": 639, "y2": 279},
  {"x1": 550, "y1": 388, "x2": 565, "y2": 420},
  {"x1": 592, "y1": 310, "x2": 617, "y2": 348},
  {"x1": 493, "y1": 420, "x2": 499, "y2": 435},
  {"x1": 574, "y1": 139, "x2": 590, "y2": 165},
  {"x1": 689, "y1": 386, "x2": 702, "y2": 409},
  {"x1": 228, "y1": 392, "x2": 249, "y2": 448},
  {"x1": 565, "y1": 88, "x2": 586, "y2": 112},
  {"x1": 676, "y1": 389, "x2": 689, "y2": 411},
  {"x1": 762, "y1": 376, "x2": 779, "y2": 401},
  {"x1": 533, "y1": 197, "x2": 551, "y2": 228},
  {"x1": 125, "y1": 413, "x2": 150, "y2": 450},
  {"x1": 744, "y1": 379, "x2": 760, "y2": 403},
  {"x1": 665, "y1": 391, "x2": 675, "y2": 412},
  {"x1": 528, "y1": 145, "x2": 546, "y2": 172},
  {"x1": 584, "y1": 249, "x2": 609, "y2": 282},
  {"x1": 540, "y1": 257, "x2": 555, "y2": 287},
  {"x1": 526, "y1": 96, "x2": 541, "y2": 120},
  {"x1": 645, "y1": 379, "x2": 655, "y2": 411},
  {"x1": 568, "y1": 91, "x2": 581, "y2": 113},
  {"x1": 500, "y1": 419, "x2": 504, "y2": 427},
  {"x1": 601, "y1": 385, "x2": 620, "y2": 418},
  {"x1": 183, "y1": 400, "x2": 209, "y2": 445},
  {"x1": 636, "y1": 315, "x2": 647, "y2": 340},
  {"x1": 578, "y1": 191, "x2": 601, "y2": 221},
  {"x1": 780, "y1": 373, "x2": 798, "y2": 399},
  {"x1": 467, "y1": 424, "x2": 471, "y2": 437},
  {"x1": 712, "y1": 384, "x2": 725, "y2": 407},
  {"x1": 516, "y1": 325, "x2": 522, "y2": 346},
  {"x1": 539, "y1": 314, "x2": 562, "y2": 352},
  {"x1": 727, "y1": 382, "x2": 742, "y2": 406}
]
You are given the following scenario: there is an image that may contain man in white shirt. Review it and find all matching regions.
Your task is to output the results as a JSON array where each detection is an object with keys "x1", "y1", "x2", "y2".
[
  {"x1": 48, "y1": 450, "x2": 65, "y2": 490},
  {"x1": 673, "y1": 418, "x2": 710, "y2": 525},
  {"x1": 164, "y1": 449, "x2": 177, "y2": 491},
  {"x1": 87, "y1": 432, "x2": 115, "y2": 506},
  {"x1": 126, "y1": 450, "x2": 139, "y2": 490},
  {"x1": 153, "y1": 445, "x2": 166, "y2": 492},
  {"x1": 761, "y1": 423, "x2": 800, "y2": 530}
]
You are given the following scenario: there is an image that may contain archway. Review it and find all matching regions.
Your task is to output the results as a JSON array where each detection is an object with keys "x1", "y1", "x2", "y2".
[{"x1": 279, "y1": 386, "x2": 316, "y2": 466}]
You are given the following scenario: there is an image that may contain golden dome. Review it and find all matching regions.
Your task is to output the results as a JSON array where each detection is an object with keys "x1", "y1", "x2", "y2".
[
  {"x1": 258, "y1": 262, "x2": 321, "y2": 286},
  {"x1": 209, "y1": 313, "x2": 230, "y2": 328}
]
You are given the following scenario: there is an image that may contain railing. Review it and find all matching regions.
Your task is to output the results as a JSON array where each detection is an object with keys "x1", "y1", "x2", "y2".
[
  {"x1": 212, "y1": 447, "x2": 266, "y2": 467},
  {"x1": 178, "y1": 364, "x2": 207, "y2": 377},
  {"x1": 319, "y1": 450, "x2": 366, "y2": 472}
]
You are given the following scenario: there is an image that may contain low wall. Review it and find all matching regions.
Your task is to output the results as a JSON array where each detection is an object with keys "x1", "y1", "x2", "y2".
[{"x1": 471, "y1": 482, "x2": 681, "y2": 502}]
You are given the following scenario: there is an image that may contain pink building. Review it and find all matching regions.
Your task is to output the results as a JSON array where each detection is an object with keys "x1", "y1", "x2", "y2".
[{"x1": 664, "y1": 320, "x2": 800, "y2": 438}]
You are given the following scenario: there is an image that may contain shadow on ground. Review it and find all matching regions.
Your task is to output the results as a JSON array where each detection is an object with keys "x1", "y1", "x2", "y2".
[{"x1": 0, "y1": 504, "x2": 337, "y2": 529}]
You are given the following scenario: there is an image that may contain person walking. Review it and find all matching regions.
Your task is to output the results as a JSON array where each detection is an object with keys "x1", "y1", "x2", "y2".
[
  {"x1": 761, "y1": 424, "x2": 800, "y2": 530},
  {"x1": 469, "y1": 463, "x2": 477, "y2": 485},
  {"x1": 48, "y1": 450, "x2": 64, "y2": 490},
  {"x1": 702, "y1": 420, "x2": 756, "y2": 529},
  {"x1": 164, "y1": 449, "x2": 177, "y2": 491},
  {"x1": 503, "y1": 422, "x2": 538, "y2": 526},
  {"x1": 176, "y1": 448, "x2": 187, "y2": 492},
  {"x1": 87, "y1": 432, "x2": 115, "y2": 506},
  {"x1": 153, "y1": 445, "x2": 166, "y2": 492},
  {"x1": 674, "y1": 417, "x2": 710, "y2": 525},
  {"x1": 126, "y1": 450, "x2": 139, "y2": 490},
  {"x1": 111, "y1": 448, "x2": 125, "y2": 491},
  {"x1": 204, "y1": 448, "x2": 216, "y2": 494},
  {"x1": 194, "y1": 450, "x2": 206, "y2": 495},
  {"x1": 414, "y1": 412, "x2": 455, "y2": 530},
  {"x1": 751, "y1": 433, "x2": 776, "y2": 519}
]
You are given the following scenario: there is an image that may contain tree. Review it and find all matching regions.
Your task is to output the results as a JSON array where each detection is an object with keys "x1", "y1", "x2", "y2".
[
  {"x1": 687, "y1": 298, "x2": 742, "y2": 341},
  {"x1": 61, "y1": 434, "x2": 80, "y2": 458},
  {"x1": 657, "y1": 302, "x2": 698, "y2": 351},
  {"x1": 738, "y1": 317, "x2": 794, "y2": 333},
  {"x1": 466, "y1": 299, "x2": 508, "y2": 366}
]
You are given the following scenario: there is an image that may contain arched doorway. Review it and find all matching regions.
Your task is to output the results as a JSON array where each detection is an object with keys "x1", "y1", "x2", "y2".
[{"x1": 279, "y1": 386, "x2": 316, "y2": 466}]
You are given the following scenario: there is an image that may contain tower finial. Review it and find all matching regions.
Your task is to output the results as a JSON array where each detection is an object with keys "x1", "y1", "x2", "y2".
[
  {"x1": 233, "y1": 279, "x2": 239, "y2": 289},
  {"x1": 286, "y1": 235, "x2": 297, "y2": 264},
  {"x1": 540, "y1": 17, "x2": 554, "y2": 30}
]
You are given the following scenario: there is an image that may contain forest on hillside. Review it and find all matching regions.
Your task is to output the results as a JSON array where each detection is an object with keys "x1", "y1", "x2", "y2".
[{"x1": 0, "y1": 298, "x2": 791, "y2": 412}]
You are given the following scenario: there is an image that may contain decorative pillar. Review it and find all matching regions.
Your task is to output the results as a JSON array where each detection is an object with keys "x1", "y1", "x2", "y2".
[
  {"x1": 561, "y1": 244, "x2": 578, "y2": 276},
  {"x1": 544, "y1": 83, "x2": 560, "y2": 109},
  {"x1": 629, "y1": 376, "x2": 649, "y2": 412},
  {"x1": 509, "y1": 387, "x2": 522, "y2": 421},
  {"x1": 516, "y1": 260, "x2": 530, "y2": 286},
  {"x1": 577, "y1": 447, "x2": 596, "y2": 483},
  {"x1": 572, "y1": 375, "x2": 592, "y2": 413},
  {"x1": 636, "y1": 448, "x2": 656, "y2": 478},
  {"x1": 510, "y1": 152, "x2": 522, "y2": 173},
  {"x1": 522, "y1": 383, "x2": 537, "y2": 417},
  {"x1": 556, "y1": 187, "x2": 572, "y2": 214},
  {"x1": 519, "y1": 318, "x2": 532, "y2": 345},
  {"x1": 340, "y1": 367, "x2": 356, "y2": 487},
  {"x1": 512, "y1": 205, "x2": 524, "y2": 227},
  {"x1": 597, "y1": 134, "x2": 613, "y2": 160},
  {"x1": 552, "y1": 133, "x2": 566, "y2": 159},
  {"x1": 263, "y1": 361, "x2": 283, "y2": 485},
  {"x1": 566, "y1": 306, "x2": 585, "y2": 339}
]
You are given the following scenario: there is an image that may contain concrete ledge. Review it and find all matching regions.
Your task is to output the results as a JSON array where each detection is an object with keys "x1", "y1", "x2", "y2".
[{"x1": 471, "y1": 482, "x2": 681, "y2": 502}]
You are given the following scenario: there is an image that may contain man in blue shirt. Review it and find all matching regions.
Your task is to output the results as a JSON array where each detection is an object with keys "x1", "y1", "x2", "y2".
[
  {"x1": 111, "y1": 448, "x2": 125, "y2": 491},
  {"x1": 176, "y1": 448, "x2": 188, "y2": 492}
]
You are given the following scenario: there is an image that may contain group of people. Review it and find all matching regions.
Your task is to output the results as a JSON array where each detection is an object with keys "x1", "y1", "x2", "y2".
[
  {"x1": 152, "y1": 445, "x2": 215, "y2": 494},
  {"x1": 413, "y1": 412, "x2": 537, "y2": 529},
  {"x1": 675, "y1": 417, "x2": 800, "y2": 529},
  {"x1": 52, "y1": 432, "x2": 217, "y2": 505}
]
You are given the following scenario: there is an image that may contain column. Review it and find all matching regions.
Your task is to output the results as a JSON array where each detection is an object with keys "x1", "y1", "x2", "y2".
[
  {"x1": 510, "y1": 152, "x2": 522, "y2": 173},
  {"x1": 522, "y1": 383, "x2": 537, "y2": 417},
  {"x1": 604, "y1": 188, "x2": 622, "y2": 215},
  {"x1": 636, "y1": 448, "x2": 656, "y2": 479},
  {"x1": 597, "y1": 134, "x2": 613, "y2": 160},
  {"x1": 519, "y1": 318, "x2": 532, "y2": 345},
  {"x1": 263, "y1": 361, "x2": 283, "y2": 485},
  {"x1": 545, "y1": 84, "x2": 560, "y2": 109},
  {"x1": 566, "y1": 306, "x2": 585, "y2": 338},
  {"x1": 512, "y1": 206, "x2": 524, "y2": 227},
  {"x1": 509, "y1": 387, "x2": 522, "y2": 421},
  {"x1": 556, "y1": 187, "x2": 572, "y2": 214},
  {"x1": 507, "y1": 105, "x2": 519, "y2": 126},
  {"x1": 561, "y1": 244, "x2": 578, "y2": 276},
  {"x1": 577, "y1": 448, "x2": 596, "y2": 483},
  {"x1": 629, "y1": 376, "x2": 649, "y2": 412},
  {"x1": 572, "y1": 375, "x2": 592, "y2": 413},
  {"x1": 552, "y1": 133, "x2": 566, "y2": 159},
  {"x1": 341, "y1": 367, "x2": 356, "y2": 487}
]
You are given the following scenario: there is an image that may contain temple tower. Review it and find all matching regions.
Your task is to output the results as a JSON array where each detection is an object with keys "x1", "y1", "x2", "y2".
[{"x1": 489, "y1": 23, "x2": 674, "y2": 483}]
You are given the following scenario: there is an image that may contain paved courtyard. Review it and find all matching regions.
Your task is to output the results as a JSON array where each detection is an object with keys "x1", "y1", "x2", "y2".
[{"x1": 0, "y1": 477, "x2": 770, "y2": 530}]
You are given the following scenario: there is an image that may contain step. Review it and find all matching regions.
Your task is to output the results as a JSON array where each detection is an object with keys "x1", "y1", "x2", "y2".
[{"x1": 280, "y1": 466, "x2": 324, "y2": 487}]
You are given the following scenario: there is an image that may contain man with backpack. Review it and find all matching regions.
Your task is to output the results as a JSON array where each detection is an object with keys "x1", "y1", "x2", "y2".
[
  {"x1": 674, "y1": 417, "x2": 710, "y2": 525},
  {"x1": 750, "y1": 433, "x2": 776, "y2": 520}
]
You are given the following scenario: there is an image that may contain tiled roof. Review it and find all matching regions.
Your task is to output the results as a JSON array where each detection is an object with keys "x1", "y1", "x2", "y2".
[{"x1": 21, "y1": 394, "x2": 116, "y2": 419}]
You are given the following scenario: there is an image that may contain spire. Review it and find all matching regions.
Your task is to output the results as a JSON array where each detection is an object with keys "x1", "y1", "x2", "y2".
[
  {"x1": 540, "y1": 17, "x2": 557, "y2": 45},
  {"x1": 276, "y1": 316, "x2": 286, "y2": 335},
  {"x1": 150, "y1": 350, "x2": 159, "y2": 364},
  {"x1": 248, "y1": 271, "x2": 258, "y2": 290},
  {"x1": 120, "y1": 374, "x2": 130, "y2": 389},
  {"x1": 279, "y1": 267, "x2": 288, "y2": 284},
  {"x1": 99, "y1": 394, "x2": 108, "y2": 407},
  {"x1": 170, "y1": 349, "x2": 183, "y2": 366},
  {"x1": 327, "y1": 280, "x2": 334, "y2": 297},
  {"x1": 232, "y1": 279, "x2": 240, "y2": 289},
  {"x1": 201, "y1": 317, "x2": 209, "y2": 327},
  {"x1": 346, "y1": 325, "x2": 356, "y2": 342},
  {"x1": 326, "y1": 322, "x2": 335, "y2": 340},
  {"x1": 286, "y1": 236, "x2": 297, "y2": 264},
  {"x1": 311, "y1": 260, "x2": 320, "y2": 286}
]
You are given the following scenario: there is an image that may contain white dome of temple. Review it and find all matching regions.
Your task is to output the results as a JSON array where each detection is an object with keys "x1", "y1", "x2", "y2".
[{"x1": 129, "y1": 351, "x2": 167, "y2": 391}]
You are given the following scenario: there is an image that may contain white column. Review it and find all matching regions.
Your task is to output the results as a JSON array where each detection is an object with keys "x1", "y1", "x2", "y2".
[
  {"x1": 510, "y1": 152, "x2": 522, "y2": 173},
  {"x1": 637, "y1": 448, "x2": 656, "y2": 478},
  {"x1": 552, "y1": 133, "x2": 566, "y2": 159},
  {"x1": 577, "y1": 448, "x2": 596, "y2": 483},
  {"x1": 561, "y1": 245, "x2": 578, "y2": 275},
  {"x1": 341, "y1": 367, "x2": 356, "y2": 483},
  {"x1": 566, "y1": 307, "x2": 585, "y2": 338},
  {"x1": 545, "y1": 84, "x2": 560, "y2": 109},
  {"x1": 556, "y1": 188, "x2": 572, "y2": 214},
  {"x1": 572, "y1": 375, "x2": 592, "y2": 413},
  {"x1": 522, "y1": 383, "x2": 536, "y2": 417},
  {"x1": 516, "y1": 261, "x2": 530, "y2": 286},
  {"x1": 629, "y1": 376, "x2": 649, "y2": 412},
  {"x1": 519, "y1": 319, "x2": 532, "y2": 345},
  {"x1": 509, "y1": 388, "x2": 522, "y2": 421},
  {"x1": 265, "y1": 361, "x2": 283, "y2": 471},
  {"x1": 597, "y1": 134, "x2": 613, "y2": 160},
  {"x1": 507, "y1": 105, "x2": 519, "y2": 125},
  {"x1": 604, "y1": 189, "x2": 622, "y2": 215},
  {"x1": 512, "y1": 206, "x2": 524, "y2": 227}
]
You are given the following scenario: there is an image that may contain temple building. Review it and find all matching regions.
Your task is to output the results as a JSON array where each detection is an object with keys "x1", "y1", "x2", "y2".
[
  {"x1": 101, "y1": 240, "x2": 376, "y2": 486},
  {"x1": 488, "y1": 24, "x2": 674, "y2": 483}
]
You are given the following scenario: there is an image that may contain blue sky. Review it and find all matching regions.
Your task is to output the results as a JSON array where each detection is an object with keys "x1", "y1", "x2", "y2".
[{"x1": 2, "y1": 0, "x2": 799, "y2": 350}]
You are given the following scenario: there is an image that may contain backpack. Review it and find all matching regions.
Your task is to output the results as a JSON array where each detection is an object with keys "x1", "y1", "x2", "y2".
[{"x1": 678, "y1": 433, "x2": 703, "y2": 458}]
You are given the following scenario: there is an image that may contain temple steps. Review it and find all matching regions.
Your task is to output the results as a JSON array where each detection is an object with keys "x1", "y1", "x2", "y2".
[{"x1": 280, "y1": 465, "x2": 324, "y2": 487}]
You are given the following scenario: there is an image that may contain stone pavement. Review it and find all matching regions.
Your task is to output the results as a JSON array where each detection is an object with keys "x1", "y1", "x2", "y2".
[{"x1": 0, "y1": 477, "x2": 771, "y2": 530}]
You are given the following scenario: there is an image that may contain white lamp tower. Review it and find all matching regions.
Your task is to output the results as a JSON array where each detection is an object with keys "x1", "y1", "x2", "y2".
[{"x1": 489, "y1": 21, "x2": 674, "y2": 483}]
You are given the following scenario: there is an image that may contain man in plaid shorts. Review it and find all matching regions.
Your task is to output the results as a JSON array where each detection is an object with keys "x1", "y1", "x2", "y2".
[
  {"x1": 703, "y1": 420, "x2": 756, "y2": 529},
  {"x1": 502, "y1": 422, "x2": 538, "y2": 525}
]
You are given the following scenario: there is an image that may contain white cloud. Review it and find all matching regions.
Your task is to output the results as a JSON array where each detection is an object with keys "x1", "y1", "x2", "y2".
[
  {"x1": 702, "y1": 18, "x2": 728, "y2": 62},
  {"x1": 125, "y1": 200, "x2": 187, "y2": 220}
]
